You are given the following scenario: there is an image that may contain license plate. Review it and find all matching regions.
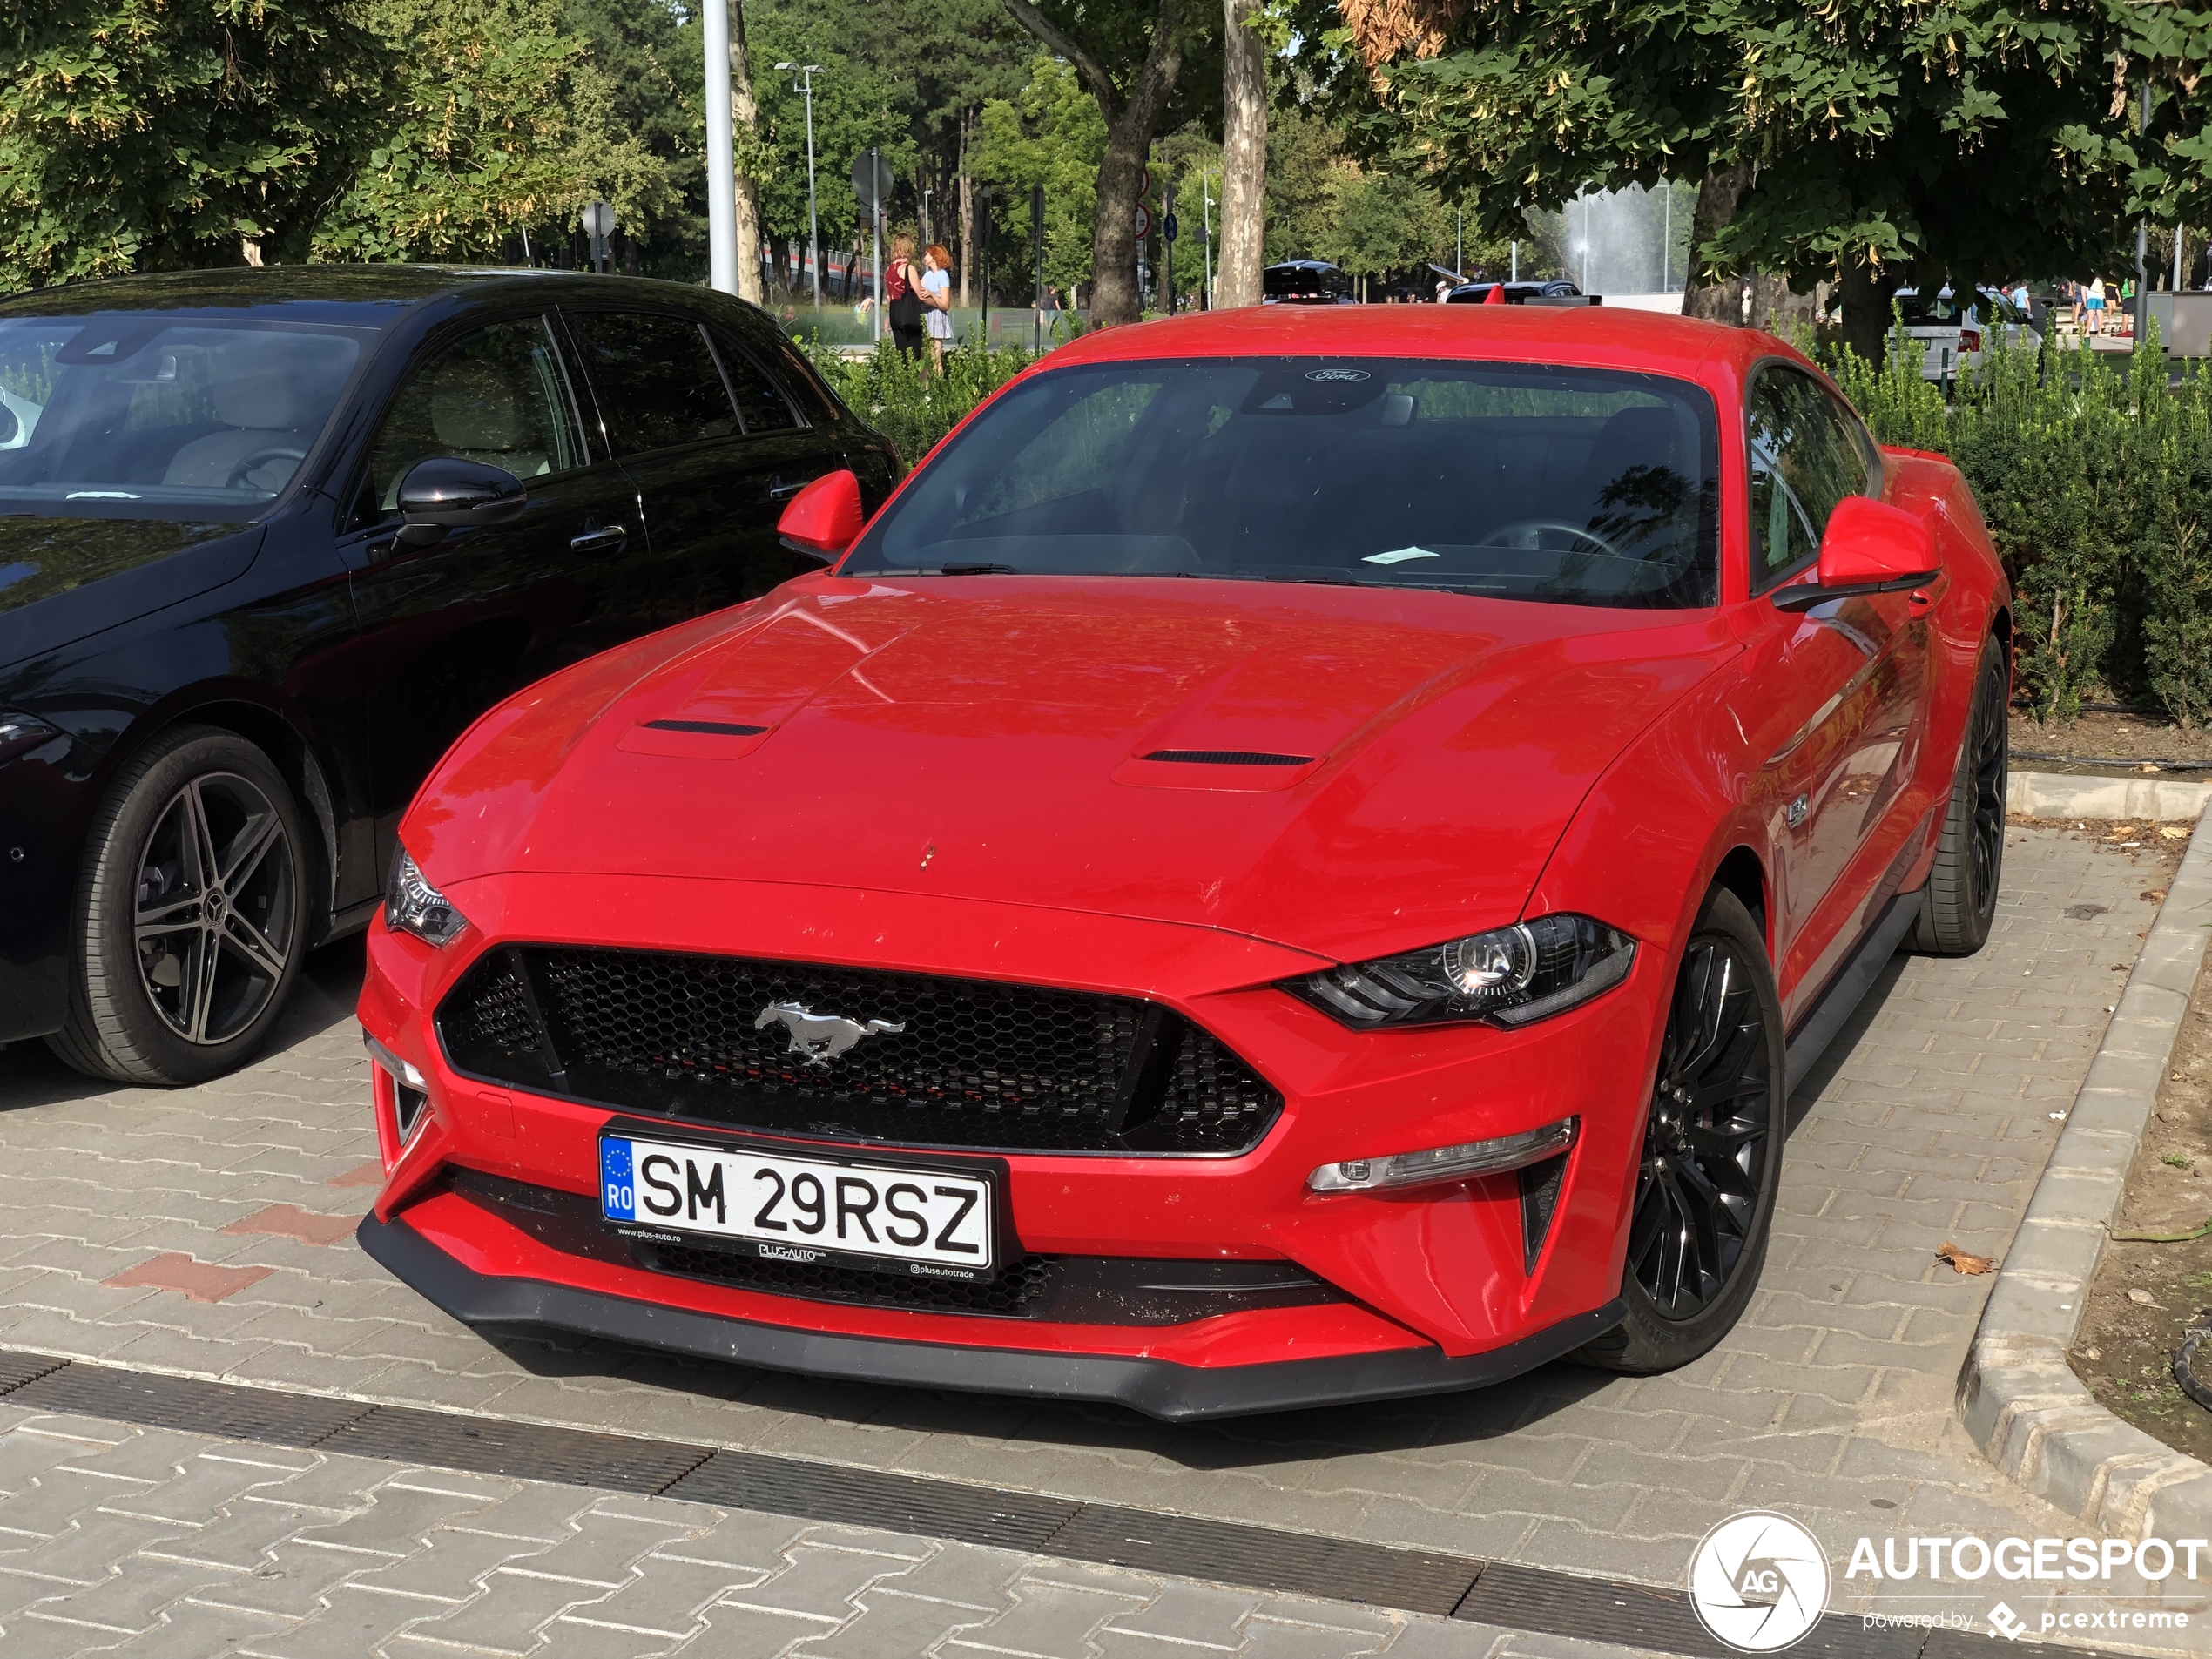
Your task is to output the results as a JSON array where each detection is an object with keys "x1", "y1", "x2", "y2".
[{"x1": 598, "y1": 1134, "x2": 995, "y2": 1275}]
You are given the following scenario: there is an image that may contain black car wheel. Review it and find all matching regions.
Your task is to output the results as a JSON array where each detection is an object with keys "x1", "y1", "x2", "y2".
[
  {"x1": 48, "y1": 725, "x2": 308, "y2": 1086},
  {"x1": 1579, "y1": 887, "x2": 1784, "y2": 1372},
  {"x1": 1912, "y1": 638, "x2": 2007, "y2": 955}
]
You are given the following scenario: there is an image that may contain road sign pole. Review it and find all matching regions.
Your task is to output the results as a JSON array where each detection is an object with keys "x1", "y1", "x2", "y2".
[
  {"x1": 1031, "y1": 184, "x2": 1044, "y2": 351},
  {"x1": 980, "y1": 188, "x2": 992, "y2": 347}
]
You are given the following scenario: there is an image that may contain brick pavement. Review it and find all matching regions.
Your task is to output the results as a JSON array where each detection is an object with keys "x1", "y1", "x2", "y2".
[
  {"x1": 0, "y1": 826, "x2": 2202, "y2": 1650},
  {"x1": 0, "y1": 1406, "x2": 1639, "y2": 1657}
]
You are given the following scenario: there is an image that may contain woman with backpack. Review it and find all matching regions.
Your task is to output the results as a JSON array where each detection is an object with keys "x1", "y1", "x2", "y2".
[{"x1": 884, "y1": 233, "x2": 927, "y2": 360}]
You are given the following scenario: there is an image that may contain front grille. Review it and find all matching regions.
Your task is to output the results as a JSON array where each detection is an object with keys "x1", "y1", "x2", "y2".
[
  {"x1": 444, "y1": 1171, "x2": 1338, "y2": 1325},
  {"x1": 437, "y1": 948, "x2": 1282, "y2": 1156}
]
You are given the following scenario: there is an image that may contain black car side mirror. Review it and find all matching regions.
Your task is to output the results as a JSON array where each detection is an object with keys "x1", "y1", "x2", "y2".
[{"x1": 395, "y1": 457, "x2": 528, "y2": 547}]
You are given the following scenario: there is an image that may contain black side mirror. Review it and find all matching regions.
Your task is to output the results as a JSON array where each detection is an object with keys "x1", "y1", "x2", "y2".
[{"x1": 395, "y1": 457, "x2": 528, "y2": 547}]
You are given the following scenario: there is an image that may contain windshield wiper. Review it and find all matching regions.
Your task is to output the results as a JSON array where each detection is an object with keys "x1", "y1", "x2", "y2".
[{"x1": 932, "y1": 562, "x2": 1022, "y2": 575}]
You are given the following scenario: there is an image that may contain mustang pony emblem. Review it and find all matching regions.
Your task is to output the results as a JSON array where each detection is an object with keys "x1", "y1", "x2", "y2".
[{"x1": 754, "y1": 1001, "x2": 907, "y2": 1067}]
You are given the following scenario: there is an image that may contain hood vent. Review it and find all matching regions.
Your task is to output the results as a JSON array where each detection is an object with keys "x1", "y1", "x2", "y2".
[
  {"x1": 1140, "y1": 749, "x2": 1314, "y2": 766},
  {"x1": 643, "y1": 719, "x2": 770, "y2": 736}
]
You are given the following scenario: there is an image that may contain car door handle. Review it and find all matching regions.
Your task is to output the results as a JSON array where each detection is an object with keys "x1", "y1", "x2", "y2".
[
  {"x1": 766, "y1": 475, "x2": 809, "y2": 501},
  {"x1": 570, "y1": 523, "x2": 628, "y2": 554}
]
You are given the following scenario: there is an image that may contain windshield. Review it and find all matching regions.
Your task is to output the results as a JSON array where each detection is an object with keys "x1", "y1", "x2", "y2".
[
  {"x1": 843, "y1": 356, "x2": 1721, "y2": 609},
  {"x1": 0, "y1": 315, "x2": 367, "y2": 516}
]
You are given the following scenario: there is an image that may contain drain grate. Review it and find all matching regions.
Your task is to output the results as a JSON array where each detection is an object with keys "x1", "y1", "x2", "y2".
[
  {"x1": 668, "y1": 1451, "x2": 1076, "y2": 1551},
  {"x1": 1050, "y1": 1504, "x2": 1476, "y2": 1616},
  {"x1": 320, "y1": 1406, "x2": 712, "y2": 1494},
  {"x1": 0, "y1": 1351, "x2": 67, "y2": 1396},
  {"x1": 9, "y1": 1366, "x2": 372, "y2": 1448}
]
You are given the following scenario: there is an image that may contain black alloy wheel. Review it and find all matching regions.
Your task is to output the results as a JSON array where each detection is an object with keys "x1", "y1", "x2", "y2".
[
  {"x1": 1579, "y1": 887, "x2": 1784, "y2": 1372},
  {"x1": 132, "y1": 772, "x2": 296, "y2": 1044},
  {"x1": 1912, "y1": 640, "x2": 2008, "y2": 955},
  {"x1": 49, "y1": 725, "x2": 310, "y2": 1086}
]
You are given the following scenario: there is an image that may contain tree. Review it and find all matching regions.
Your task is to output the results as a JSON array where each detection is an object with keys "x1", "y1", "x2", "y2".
[
  {"x1": 1217, "y1": 0, "x2": 1266, "y2": 307},
  {"x1": 973, "y1": 56, "x2": 1108, "y2": 300},
  {"x1": 1320, "y1": 167, "x2": 1440, "y2": 293},
  {"x1": 559, "y1": 0, "x2": 697, "y2": 273},
  {"x1": 1321, "y1": 0, "x2": 2152, "y2": 359},
  {"x1": 314, "y1": 0, "x2": 587, "y2": 261},
  {"x1": 729, "y1": 0, "x2": 767, "y2": 303},
  {"x1": 1002, "y1": 0, "x2": 1203, "y2": 325},
  {"x1": 0, "y1": 0, "x2": 391, "y2": 285}
]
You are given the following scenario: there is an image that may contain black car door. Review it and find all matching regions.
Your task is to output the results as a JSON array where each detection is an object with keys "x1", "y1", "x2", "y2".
[
  {"x1": 341, "y1": 312, "x2": 651, "y2": 859},
  {"x1": 561, "y1": 306, "x2": 843, "y2": 624}
]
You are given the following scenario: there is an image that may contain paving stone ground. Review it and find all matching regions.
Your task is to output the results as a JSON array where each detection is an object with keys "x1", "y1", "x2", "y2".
[{"x1": 0, "y1": 826, "x2": 2203, "y2": 1653}]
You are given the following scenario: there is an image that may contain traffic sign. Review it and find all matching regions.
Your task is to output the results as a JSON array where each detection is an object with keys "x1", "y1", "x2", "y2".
[
  {"x1": 1134, "y1": 205, "x2": 1151, "y2": 239},
  {"x1": 1138, "y1": 168, "x2": 1152, "y2": 199},
  {"x1": 1163, "y1": 213, "x2": 1178, "y2": 242},
  {"x1": 851, "y1": 149, "x2": 894, "y2": 212},
  {"x1": 580, "y1": 199, "x2": 615, "y2": 239}
]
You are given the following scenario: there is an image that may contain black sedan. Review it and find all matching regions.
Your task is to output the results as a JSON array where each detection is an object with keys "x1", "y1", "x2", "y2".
[{"x1": 0, "y1": 266, "x2": 899, "y2": 1084}]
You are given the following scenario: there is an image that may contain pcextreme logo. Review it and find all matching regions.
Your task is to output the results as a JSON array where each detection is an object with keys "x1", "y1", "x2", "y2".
[{"x1": 1688, "y1": 1512, "x2": 1832, "y2": 1652}]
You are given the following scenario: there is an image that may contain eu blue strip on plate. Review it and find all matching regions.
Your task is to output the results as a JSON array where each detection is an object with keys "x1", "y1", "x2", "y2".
[{"x1": 601, "y1": 1137, "x2": 636, "y2": 1221}]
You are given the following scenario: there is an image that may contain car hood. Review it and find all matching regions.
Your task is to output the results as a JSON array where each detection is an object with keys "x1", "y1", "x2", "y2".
[
  {"x1": 0, "y1": 514, "x2": 261, "y2": 671},
  {"x1": 408, "y1": 576, "x2": 1737, "y2": 963}
]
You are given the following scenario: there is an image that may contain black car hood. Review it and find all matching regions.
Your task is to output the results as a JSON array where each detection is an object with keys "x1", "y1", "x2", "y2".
[{"x1": 0, "y1": 515, "x2": 263, "y2": 671}]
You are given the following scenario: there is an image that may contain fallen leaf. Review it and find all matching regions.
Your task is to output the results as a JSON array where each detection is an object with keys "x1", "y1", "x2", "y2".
[
  {"x1": 2128, "y1": 1287, "x2": 2157, "y2": 1305},
  {"x1": 1938, "y1": 1241, "x2": 1995, "y2": 1275},
  {"x1": 2085, "y1": 1345, "x2": 2102, "y2": 1359},
  {"x1": 2144, "y1": 890, "x2": 2168, "y2": 902},
  {"x1": 2161, "y1": 826, "x2": 2189, "y2": 839}
]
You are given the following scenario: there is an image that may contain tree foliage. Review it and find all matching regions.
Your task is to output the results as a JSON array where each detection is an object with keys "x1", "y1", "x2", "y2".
[{"x1": 0, "y1": 0, "x2": 391, "y2": 285}]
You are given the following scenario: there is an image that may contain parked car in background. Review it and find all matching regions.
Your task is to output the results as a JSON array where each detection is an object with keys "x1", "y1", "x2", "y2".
[
  {"x1": 358, "y1": 306, "x2": 2013, "y2": 1420},
  {"x1": 1825, "y1": 286, "x2": 2040, "y2": 379},
  {"x1": 0, "y1": 266, "x2": 899, "y2": 1085},
  {"x1": 1263, "y1": 262, "x2": 1357, "y2": 305},
  {"x1": 1445, "y1": 280, "x2": 1589, "y2": 305}
]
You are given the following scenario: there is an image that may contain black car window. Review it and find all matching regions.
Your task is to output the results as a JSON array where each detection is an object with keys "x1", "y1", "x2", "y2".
[
  {"x1": 0, "y1": 317, "x2": 363, "y2": 512},
  {"x1": 565, "y1": 311, "x2": 740, "y2": 454},
  {"x1": 1747, "y1": 365, "x2": 1868, "y2": 584},
  {"x1": 711, "y1": 334, "x2": 799, "y2": 435},
  {"x1": 354, "y1": 317, "x2": 586, "y2": 527}
]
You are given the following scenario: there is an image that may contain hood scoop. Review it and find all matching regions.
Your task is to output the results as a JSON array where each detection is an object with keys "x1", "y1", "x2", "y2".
[
  {"x1": 618, "y1": 718, "x2": 777, "y2": 759},
  {"x1": 1142, "y1": 749, "x2": 1314, "y2": 766}
]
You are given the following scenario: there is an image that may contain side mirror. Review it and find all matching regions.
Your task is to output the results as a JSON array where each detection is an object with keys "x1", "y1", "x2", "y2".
[
  {"x1": 0, "y1": 403, "x2": 17, "y2": 447},
  {"x1": 1773, "y1": 495, "x2": 1939, "y2": 612},
  {"x1": 777, "y1": 469, "x2": 865, "y2": 560},
  {"x1": 395, "y1": 457, "x2": 528, "y2": 548}
]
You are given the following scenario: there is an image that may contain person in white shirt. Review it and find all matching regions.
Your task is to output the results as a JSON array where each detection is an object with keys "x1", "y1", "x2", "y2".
[{"x1": 921, "y1": 245, "x2": 954, "y2": 374}]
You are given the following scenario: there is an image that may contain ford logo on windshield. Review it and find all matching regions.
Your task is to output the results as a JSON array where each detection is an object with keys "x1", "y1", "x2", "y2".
[{"x1": 1305, "y1": 368, "x2": 1372, "y2": 382}]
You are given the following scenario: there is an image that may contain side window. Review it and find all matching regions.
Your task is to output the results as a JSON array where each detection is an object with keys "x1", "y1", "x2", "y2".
[
  {"x1": 711, "y1": 334, "x2": 799, "y2": 435},
  {"x1": 355, "y1": 318, "x2": 583, "y2": 527},
  {"x1": 1746, "y1": 367, "x2": 1868, "y2": 584},
  {"x1": 563, "y1": 312, "x2": 738, "y2": 454}
]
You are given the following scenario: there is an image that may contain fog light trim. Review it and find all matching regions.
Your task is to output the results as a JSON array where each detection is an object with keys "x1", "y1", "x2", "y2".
[{"x1": 1308, "y1": 1116, "x2": 1578, "y2": 1194}]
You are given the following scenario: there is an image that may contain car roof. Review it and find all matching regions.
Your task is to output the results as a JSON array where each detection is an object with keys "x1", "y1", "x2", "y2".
[
  {"x1": 1042, "y1": 304, "x2": 1761, "y2": 383},
  {"x1": 0, "y1": 265, "x2": 705, "y2": 329}
]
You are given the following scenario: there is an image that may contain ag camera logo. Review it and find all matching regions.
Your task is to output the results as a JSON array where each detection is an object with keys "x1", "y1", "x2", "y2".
[{"x1": 1689, "y1": 1511, "x2": 1831, "y2": 1652}]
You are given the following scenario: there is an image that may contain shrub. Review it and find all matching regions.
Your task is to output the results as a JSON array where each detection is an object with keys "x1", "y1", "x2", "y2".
[{"x1": 809, "y1": 339, "x2": 1037, "y2": 469}]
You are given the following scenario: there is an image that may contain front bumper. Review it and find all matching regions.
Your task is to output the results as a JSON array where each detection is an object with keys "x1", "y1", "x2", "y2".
[
  {"x1": 359, "y1": 871, "x2": 1665, "y2": 1393},
  {"x1": 360, "y1": 1205, "x2": 1625, "y2": 1420}
]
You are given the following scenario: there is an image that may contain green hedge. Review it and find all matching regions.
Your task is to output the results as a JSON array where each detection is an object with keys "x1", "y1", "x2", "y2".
[
  {"x1": 1831, "y1": 326, "x2": 2212, "y2": 728},
  {"x1": 810, "y1": 339, "x2": 1038, "y2": 471}
]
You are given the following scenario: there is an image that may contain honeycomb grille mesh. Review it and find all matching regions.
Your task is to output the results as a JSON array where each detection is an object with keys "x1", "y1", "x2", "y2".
[{"x1": 438, "y1": 948, "x2": 1281, "y2": 1155}]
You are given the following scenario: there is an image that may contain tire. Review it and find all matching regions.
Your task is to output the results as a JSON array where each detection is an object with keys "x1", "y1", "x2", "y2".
[
  {"x1": 1911, "y1": 638, "x2": 2008, "y2": 956},
  {"x1": 1578, "y1": 887, "x2": 1784, "y2": 1373},
  {"x1": 46, "y1": 725, "x2": 308, "y2": 1087}
]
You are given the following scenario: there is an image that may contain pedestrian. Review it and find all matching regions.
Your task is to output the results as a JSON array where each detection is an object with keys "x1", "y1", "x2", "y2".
[
  {"x1": 884, "y1": 233, "x2": 926, "y2": 360},
  {"x1": 921, "y1": 244, "x2": 954, "y2": 374},
  {"x1": 2086, "y1": 275, "x2": 2106, "y2": 337}
]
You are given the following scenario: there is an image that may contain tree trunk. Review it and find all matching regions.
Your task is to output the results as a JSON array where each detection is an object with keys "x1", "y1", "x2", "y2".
[
  {"x1": 1679, "y1": 161, "x2": 1751, "y2": 325},
  {"x1": 958, "y1": 119, "x2": 974, "y2": 307},
  {"x1": 729, "y1": 0, "x2": 765, "y2": 305},
  {"x1": 1005, "y1": 0, "x2": 1190, "y2": 328},
  {"x1": 1836, "y1": 256, "x2": 1893, "y2": 365},
  {"x1": 1217, "y1": 0, "x2": 1266, "y2": 308}
]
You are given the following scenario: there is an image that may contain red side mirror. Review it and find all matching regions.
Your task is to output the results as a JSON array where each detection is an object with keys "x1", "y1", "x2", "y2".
[
  {"x1": 777, "y1": 469, "x2": 865, "y2": 559},
  {"x1": 1817, "y1": 495, "x2": 1937, "y2": 588}
]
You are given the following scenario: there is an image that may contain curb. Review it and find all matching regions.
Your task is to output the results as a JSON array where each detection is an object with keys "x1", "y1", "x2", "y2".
[
  {"x1": 2007, "y1": 770, "x2": 2212, "y2": 823},
  {"x1": 1958, "y1": 792, "x2": 2212, "y2": 1538}
]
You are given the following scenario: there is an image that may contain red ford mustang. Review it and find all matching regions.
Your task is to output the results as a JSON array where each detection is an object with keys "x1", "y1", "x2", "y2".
[{"x1": 355, "y1": 307, "x2": 2011, "y2": 1419}]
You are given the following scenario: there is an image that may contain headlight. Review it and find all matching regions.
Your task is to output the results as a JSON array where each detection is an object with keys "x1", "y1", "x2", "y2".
[
  {"x1": 385, "y1": 846, "x2": 469, "y2": 947},
  {"x1": 0, "y1": 711, "x2": 61, "y2": 765},
  {"x1": 1291, "y1": 914, "x2": 1635, "y2": 1029}
]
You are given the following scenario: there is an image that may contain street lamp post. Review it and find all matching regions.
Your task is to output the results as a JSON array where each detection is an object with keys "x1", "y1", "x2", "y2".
[
  {"x1": 703, "y1": 0, "x2": 736, "y2": 294},
  {"x1": 776, "y1": 62, "x2": 825, "y2": 322}
]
